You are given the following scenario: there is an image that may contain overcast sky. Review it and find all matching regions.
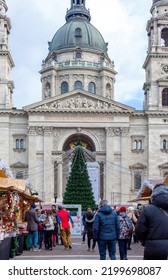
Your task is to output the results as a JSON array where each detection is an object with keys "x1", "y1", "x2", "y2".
[{"x1": 6, "y1": 0, "x2": 152, "y2": 110}]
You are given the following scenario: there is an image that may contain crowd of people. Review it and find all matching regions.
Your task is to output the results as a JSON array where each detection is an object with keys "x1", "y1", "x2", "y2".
[
  {"x1": 25, "y1": 183, "x2": 168, "y2": 260},
  {"x1": 25, "y1": 204, "x2": 74, "y2": 252}
]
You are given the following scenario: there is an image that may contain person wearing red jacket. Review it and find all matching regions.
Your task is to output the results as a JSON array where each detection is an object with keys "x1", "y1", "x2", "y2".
[{"x1": 57, "y1": 205, "x2": 74, "y2": 250}]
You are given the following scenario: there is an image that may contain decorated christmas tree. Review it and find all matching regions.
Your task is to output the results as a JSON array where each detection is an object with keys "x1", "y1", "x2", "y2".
[{"x1": 63, "y1": 139, "x2": 96, "y2": 211}]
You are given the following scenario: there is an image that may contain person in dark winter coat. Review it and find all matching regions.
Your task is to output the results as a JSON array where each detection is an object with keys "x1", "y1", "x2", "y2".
[
  {"x1": 93, "y1": 199, "x2": 120, "y2": 260},
  {"x1": 85, "y1": 211, "x2": 96, "y2": 252},
  {"x1": 25, "y1": 203, "x2": 40, "y2": 251},
  {"x1": 135, "y1": 183, "x2": 168, "y2": 260}
]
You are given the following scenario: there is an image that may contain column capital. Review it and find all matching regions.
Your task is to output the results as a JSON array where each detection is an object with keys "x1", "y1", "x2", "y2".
[{"x1": 105, "y1": 127, "x2": 129, "y2": 136}]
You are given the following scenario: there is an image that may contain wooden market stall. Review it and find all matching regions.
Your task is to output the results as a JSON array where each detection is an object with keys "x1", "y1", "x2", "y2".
[
  {"x1": 128, "y1": 176, "x2": 168, "y2": 203},
  {"x1": 0, "y1": 169, "x2": 42, "y2": 259}
]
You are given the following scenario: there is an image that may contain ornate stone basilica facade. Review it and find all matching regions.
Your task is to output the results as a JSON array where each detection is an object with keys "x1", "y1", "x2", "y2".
[{"x1": 0, "y1": 0, "x2": 168, "y2": 205}]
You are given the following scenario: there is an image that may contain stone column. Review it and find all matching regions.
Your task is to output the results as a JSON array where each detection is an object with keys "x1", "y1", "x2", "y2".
[
  {"x1": 57, "y1": 160, "x2": 63, "y2": 203},
  {"x1": 120, "y1": 127, "x2": 130, "y2": 204},
  {"x1": 28, "y1": 127, "x2": 37, "y2": 185},
  {"x1": 53, "y1": 155, "x2": 63, "y2": 204},
  {"x1": 105, "y1": 127, "x2": 115, "y2": 203},
  {"x1": 101, "y1": 73, "x2": 106, "y2": 98},
  {"x1": 51, "y1": 73, "x2": 55, "y2": 97},
  {"x1": 43, "y1": 127, "x2": 53, "y2": 203},
  {"x1": 96, "y1": 156, "x2": 105, "y2": 201}
]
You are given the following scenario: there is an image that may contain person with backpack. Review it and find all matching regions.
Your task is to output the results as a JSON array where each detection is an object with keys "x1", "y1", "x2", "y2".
[{"x1": 118, "y1": 206, "x2": 133, "y2": 260}]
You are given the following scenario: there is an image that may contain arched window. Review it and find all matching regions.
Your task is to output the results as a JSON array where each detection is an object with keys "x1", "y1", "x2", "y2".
[
  {"x1": 132, "y1": 139, "x2": 143, "y2": 150},
  {"x1": 163, "y1": 139, "x2": 168, "y2": 149},
  {"x1": 61, "y1": 82, "x2": 69, "y2": 94},
  {"x1": 15, "y1": 139, "x2": 25, "y2": 149},
  {"x1": 16, "y1": 171, "x2": 24, "y2": 179},
  {"x1": 74, "y1": 81, "x2": 83, "y2": 90},
  {"x1": 137, "y1": 140, "x2": 142, "y2": 150},
  {"x1": 20, "y1": 139, "x2": 24, "y2": 149},
  {"x1": 133, "y1": 140, "x2": 137, "y2": 150},
  {"x1": 88, "y1": 82, "x2": 96, "y2": 94},
  {"x1": 75, "y1": 28, "x2": 82, "y2": 37},
  {"x1": 134, "y1": 173, "x2": 141, "y2": 190},
  {"x1": 76, "y1": 52, "x2": 81, "y2": 58},
  {"x1": 162, "y1": 88, "x2": 168, "y2": 106},
  {"x1": 161, "y1": 27, "x2": 168, "y2": 47},
  {"x1": 16, "y1": 139, "x2": 20, "y2": 149},
  {"x1": 106, "y1": 83, "x2": 111, "y2": 98},
  {"x1": 44, "y1": 82, "x2": 51, "y2": 98}
]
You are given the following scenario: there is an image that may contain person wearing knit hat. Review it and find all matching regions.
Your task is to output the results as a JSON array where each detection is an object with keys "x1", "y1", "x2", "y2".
[
  {"x1": 31, "y1": 203, "x2": 36, "y2": 209},
  {"x1": 119, "y1": 206, "x2": 127, "y2": 212},
  {"x1": 118, "y1": 205, "x2": 133, "y2": 260}
]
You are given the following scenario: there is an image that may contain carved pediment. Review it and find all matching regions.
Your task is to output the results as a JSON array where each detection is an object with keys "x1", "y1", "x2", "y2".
[
  {"x1": 158, "y1": 162, "x2": 168, "y2": 169},
  {"x1": 24, "y1": 90, "x2": 134, "y2": 113},
  {"x1": 129, "y1": 162, "x2": 147, "y2": 170}
]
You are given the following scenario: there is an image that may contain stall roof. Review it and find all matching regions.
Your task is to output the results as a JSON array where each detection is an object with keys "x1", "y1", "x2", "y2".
[
  {"x1": 0, "y1": 177, "x2": 42, "y2": 202},
  {"x1": 128, "y1": 176, "x2": 168, "y2": 202},
  {"x1": 0, "y1": 177, "x2": 26, "y2": 191}
]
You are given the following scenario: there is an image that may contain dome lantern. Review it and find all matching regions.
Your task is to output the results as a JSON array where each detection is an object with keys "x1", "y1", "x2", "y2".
[{"x1": 66, "y1": 0, "x2": 91, "y2": 22}]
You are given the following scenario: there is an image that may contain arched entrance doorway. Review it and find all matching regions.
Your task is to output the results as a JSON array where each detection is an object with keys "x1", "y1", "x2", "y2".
[
  {"x1": 54, "y1": 133, "x2": 102, "y2": 204},
  {"x1": 62, "y1": 133, "x2": 96, "y2": 152}
]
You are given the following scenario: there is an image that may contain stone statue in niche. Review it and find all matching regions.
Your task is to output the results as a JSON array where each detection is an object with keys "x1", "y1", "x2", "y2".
[{"x1": 44, "y1": 83, "x2": 51, "y2": 99}]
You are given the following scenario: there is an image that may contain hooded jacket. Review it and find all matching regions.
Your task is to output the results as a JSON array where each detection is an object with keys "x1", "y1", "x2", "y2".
[
  {"x1": 135, "y1": 184, "x2": 168, "y2": 259},
  {"x1": 93, "y1": 205, "x2": 120, "y2": 240}
]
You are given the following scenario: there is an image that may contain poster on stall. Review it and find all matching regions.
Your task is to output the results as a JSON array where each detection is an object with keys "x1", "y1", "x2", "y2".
[{"x1": 63, "y1": 204, "x2": 82, "y2": 235}]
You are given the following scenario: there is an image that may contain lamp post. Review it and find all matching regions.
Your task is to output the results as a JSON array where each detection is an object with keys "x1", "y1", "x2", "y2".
[{"x1": 54, "y1": 193, "x2": 57, "y2": 204}]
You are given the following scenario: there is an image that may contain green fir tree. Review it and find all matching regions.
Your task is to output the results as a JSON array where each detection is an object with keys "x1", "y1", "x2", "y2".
[{"x1": 63, "y1": 139, "x2": 96, "y2": 211}]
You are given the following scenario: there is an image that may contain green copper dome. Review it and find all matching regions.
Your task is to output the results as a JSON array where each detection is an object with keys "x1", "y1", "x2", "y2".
[
  {"x1": 153, "y1": 0, "x2": 168, "y2": 3},
  {"x1": 48, "y1": 0, "x2": 108, "y2": 55}
]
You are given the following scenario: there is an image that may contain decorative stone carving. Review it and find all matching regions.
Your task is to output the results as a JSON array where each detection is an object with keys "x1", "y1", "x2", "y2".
[
  {"x1": 105, "y1": 127, "x2": 129, "y2": 136},
  {"x1": 36, "y1": 95, "x2": 126, "y2": 112},
  {"x1": 121, "y1": 127, "x2": 130, "y2": 136},
  {"x1": 35, "y1": 127, "x2": 44, "y2": 135},
  {"x1": 53, "y1": 128, "x2": 65, "y2": 148},
  {"x1": 28, "y1": 127, "x2": 36, "y2": 135},
  {"x1": 44, "y1": 127, "x2": 53, "y2": 135}
]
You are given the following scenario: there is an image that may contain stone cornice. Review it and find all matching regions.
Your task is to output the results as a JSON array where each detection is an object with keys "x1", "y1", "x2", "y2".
[
  {"x1": 0, "y1": 109, "x2": 26, "y2": 116},
  {"x1": 26, "y1": 108, "x2": 132, "y2": 115},
  {"x1": 132, "y1": 111, "x2": 168, "y2": 117},
  {"x1": 143, "y1": 52, "x2": 168, "y2": 68}
]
